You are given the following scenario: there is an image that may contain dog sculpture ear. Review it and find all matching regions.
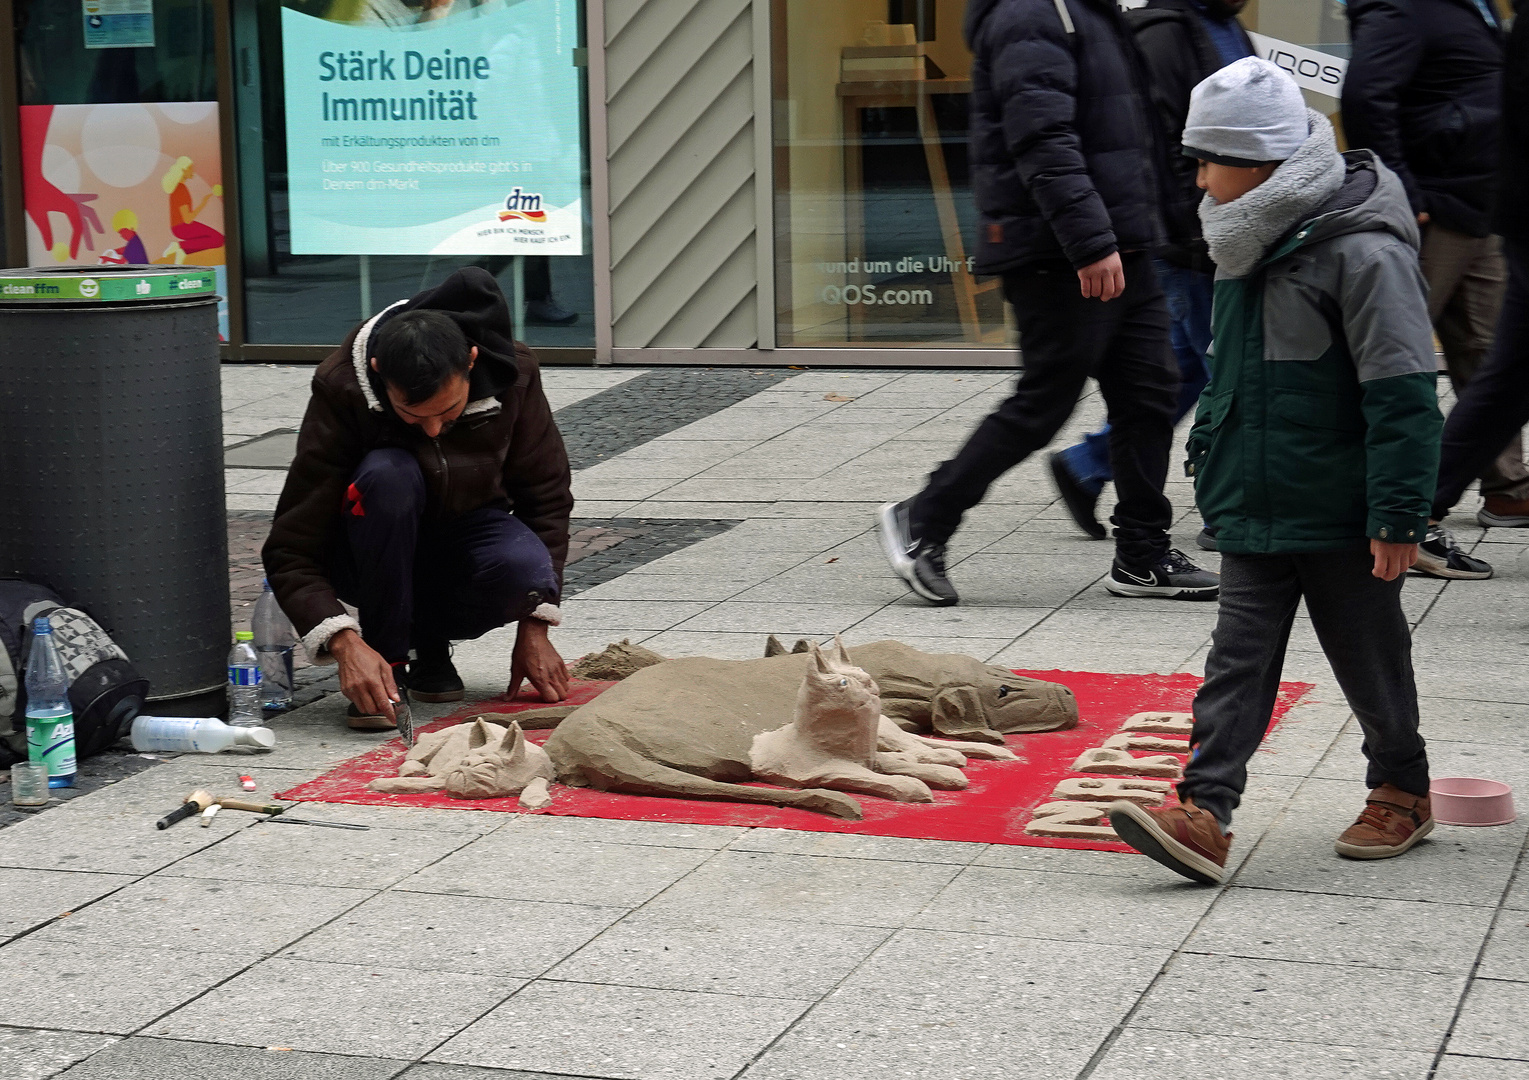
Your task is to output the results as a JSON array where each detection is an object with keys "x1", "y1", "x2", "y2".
[
  {"x1": 832, "y1": 635, "x2": 854, "y2": 668},
  {"x1": 811, "y1": 642, "x2": 834, "y2": 674},
  {"x1": 765, "y1": 635, "x2": 788, "y2": 658}
]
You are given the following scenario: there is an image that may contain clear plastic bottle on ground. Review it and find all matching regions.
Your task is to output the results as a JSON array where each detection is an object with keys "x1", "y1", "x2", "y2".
[
  {"x1": 25, "y1": 617, "x2": 76, "y2": 788},
  {"x1": 252, "y1": 580, "x2": 295, "y2": 711},
  {"x1": 130, "y1": 715, "x2": 275, "y2": 753},
  {"x1": 227, "y1": 631, "x2": 262, "y2": 727}
]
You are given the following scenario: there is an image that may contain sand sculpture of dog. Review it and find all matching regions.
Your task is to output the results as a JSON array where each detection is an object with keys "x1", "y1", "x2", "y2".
[
  {"x1": 369, "y1": 717, "x2": 555, "y2": 808},
  {"x1": 542, "y1": 637, "x2": 1078, "y2": 819}
]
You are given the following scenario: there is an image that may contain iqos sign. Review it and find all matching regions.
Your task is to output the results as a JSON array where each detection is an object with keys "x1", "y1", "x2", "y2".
[{"x1": 1248, "y1": 33, "x2": 1348, "y2": 97}]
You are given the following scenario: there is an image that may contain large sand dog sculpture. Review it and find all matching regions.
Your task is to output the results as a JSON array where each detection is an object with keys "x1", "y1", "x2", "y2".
[{"x1": 543, "y1": 637, "x2": 1079, "y2": 819}]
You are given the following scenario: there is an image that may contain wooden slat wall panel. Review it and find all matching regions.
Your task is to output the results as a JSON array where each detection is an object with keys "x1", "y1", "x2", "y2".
[{"x1": 605, "y1": 0, "x2": 761, "y2": 349}]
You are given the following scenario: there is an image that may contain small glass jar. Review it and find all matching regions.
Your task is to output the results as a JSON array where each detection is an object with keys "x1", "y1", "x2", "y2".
[{"x1": 10, "y1": 762, "x2": 50, "y2": 806}]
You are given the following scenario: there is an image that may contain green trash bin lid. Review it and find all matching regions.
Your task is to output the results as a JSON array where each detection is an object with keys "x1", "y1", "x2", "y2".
[{"x1": 0, "y1": 265, "x2": 217, "y2": 305}]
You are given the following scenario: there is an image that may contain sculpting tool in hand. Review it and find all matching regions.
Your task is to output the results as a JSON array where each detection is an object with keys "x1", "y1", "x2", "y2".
[
  {"x1": 263, "y1": 816, "x2": 371, "y2": 830},
  {"x1": 394, "y1": 695, "x2": 415, "y2": 748}
]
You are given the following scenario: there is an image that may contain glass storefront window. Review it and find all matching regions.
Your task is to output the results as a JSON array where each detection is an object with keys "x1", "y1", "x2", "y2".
[
  {"x1": 231, "y1": 0, "x2": 594, "y2": 348},
  {"x1": 772, "y1": 0, "x2": 1008, "y2": 349}
]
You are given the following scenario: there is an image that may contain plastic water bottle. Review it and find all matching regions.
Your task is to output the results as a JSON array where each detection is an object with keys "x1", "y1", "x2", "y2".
[
  {"x1": 24, "y1": 617, "x2": 76, "y2": 788},
  {"x1": 130, "y1": 715, "x2": 275, "y2": 753},
  {"x1": 227, "y1": 631, "x2": 262, "y2": 727},
  {"x1": 252, "y1": 580, "x2": 295, "y2": 711}
]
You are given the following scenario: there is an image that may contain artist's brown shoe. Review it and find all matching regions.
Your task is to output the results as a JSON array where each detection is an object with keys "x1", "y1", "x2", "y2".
[
  {"x1": 1108, "y1": 798, "x2": 1230, "y2": 885},
  {"x1": 1334, "y1": 784, "x2": 1433, "y2": 859},
  {"x1": 346, "y1": 702, "x2": 397, "y2": 732}
]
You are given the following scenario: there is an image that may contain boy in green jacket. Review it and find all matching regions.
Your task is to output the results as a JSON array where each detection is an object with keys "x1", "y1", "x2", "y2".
[{"x1": 1108, "y1": 58, "x2": 1441, "y2": 884}]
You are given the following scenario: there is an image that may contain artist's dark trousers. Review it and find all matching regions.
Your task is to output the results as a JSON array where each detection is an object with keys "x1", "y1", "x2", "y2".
[
  {"x1": 1180, "y1": 551, "x2": 1429, "y2": 826},
  {"x1": 912, "y1": 251, "x2": 1178, "y2": 566},
  {"x1": 1433, "y1": 239, "x2": 1529, "y2": 518},
  {"x1": 331, "y1": 449, "x2": 558, "y2": 664}
]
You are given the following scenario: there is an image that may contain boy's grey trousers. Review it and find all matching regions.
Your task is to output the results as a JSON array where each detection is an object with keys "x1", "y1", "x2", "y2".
[{"x1": 1180, "y1": 550, "x2": 1431, "y2": 826}]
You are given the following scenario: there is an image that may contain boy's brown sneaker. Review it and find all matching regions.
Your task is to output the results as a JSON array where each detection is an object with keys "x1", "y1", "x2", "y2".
[
  {"x1": 1334, "y1": 784, "x2": 1433, "y2": 859},
  {"x1": 1107, "y1": 799, "x2": 1230, "y2": 885}
]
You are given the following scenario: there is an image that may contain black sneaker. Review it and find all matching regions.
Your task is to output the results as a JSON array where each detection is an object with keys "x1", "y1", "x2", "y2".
[
  {"x1": 1412, "y1": 524, "x2": 1493, "y2": 580},
  {"x1": 408, "y1": 653, "x2": 466, "y2": 702},
  {"x1": 1106, "y1": 548, "x2": 1220, "y2": 600},
  {"x1": 1196, "y1": 526, "x2": 1219, "y2": 552},
  {"x1": 1048, "y1": 451, "x2": 1106, "y2": 540},
  {"x1": 347, "y1": 686, "x2": 407, "y2": 732},
  {"x1": 877, "y1": 500, "x2": 959, "y2": 605},
  {"x1": 525, "y1": 298, "x2": 578, "y2": 325}
]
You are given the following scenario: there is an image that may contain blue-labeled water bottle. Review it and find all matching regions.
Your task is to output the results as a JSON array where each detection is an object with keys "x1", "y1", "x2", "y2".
[
  {"x1": 227, "y1": 631, "x2": 262, "y2": 728},
  {"x1": 25, "y1": 617, "x2": 76, "y2": 788}
]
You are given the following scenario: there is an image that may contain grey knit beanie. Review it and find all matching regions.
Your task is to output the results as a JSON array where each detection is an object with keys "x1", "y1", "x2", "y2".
[{"x1": 1182, "y1": 57, "x2": 1309, "y2": 166}]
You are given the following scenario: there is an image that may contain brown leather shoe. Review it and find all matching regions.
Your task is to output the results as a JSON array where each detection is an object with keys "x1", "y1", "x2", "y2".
[
  {"x1": 1335, "y1": 784, "x2": 1433, "y2": 859},
  {"x1": 1479, "y1": 495, "x2": 1529, "y2": 528},
  {"x1": 1108, "y1": 798, "x2": 1230, "y2": 884}
]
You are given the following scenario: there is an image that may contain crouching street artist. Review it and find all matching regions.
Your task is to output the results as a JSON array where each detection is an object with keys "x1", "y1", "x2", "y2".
[{"x1": 263, "y1": 268, "x2": 573, "y2": 730}]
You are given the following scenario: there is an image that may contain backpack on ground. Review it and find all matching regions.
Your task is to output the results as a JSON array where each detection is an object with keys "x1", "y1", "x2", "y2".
[{"x1": 0, "y1": 579, "x2": 150, "y2": 767}]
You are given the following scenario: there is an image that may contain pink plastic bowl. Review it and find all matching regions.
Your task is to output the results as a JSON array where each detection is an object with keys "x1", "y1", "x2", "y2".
[{"x1": 1430, "y1": 777, "x2": 1516, "y2": 827}]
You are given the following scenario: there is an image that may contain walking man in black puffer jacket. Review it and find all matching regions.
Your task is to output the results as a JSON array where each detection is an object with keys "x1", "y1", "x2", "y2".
[
  {"x1": 878, "y1": 0, "x2": 1219, "y2": 606},
  {"x1": 1343, "y1": 0, "x2": 1516, "y2": 580}
]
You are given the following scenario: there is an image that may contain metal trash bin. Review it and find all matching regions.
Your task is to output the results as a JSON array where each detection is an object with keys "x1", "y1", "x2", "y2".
[{"x1": 0, "y1": 265, "x2": 229, "y2": 710}]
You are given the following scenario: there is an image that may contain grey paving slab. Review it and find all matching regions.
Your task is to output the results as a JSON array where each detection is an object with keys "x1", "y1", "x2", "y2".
[
  {"x1": 0, "y1": 1029, "x2": 118, "y2": 1080},
  {"x1": 846, "y1": 604, "x2": 1050, "y2": 641},
  {"x1": 51, "y1": 1037, "x2": 408, "y2": 1079},
  {"x1": 402, "y1": 1067, "x2": 609, "y2": 1080},
  {"x1": 160, "y1": 820, "x2": 472, "y2": 890},
  {"x1": 224, "y1": 432, "x2": 298, "y2": 469},
  {"x1": 1088, "y1": 1029, "x2": 1433, "y2": 1080},
  {"x1": 396, "y1": 831, "x2": 714, "y2": 907},
  {"x1": 830, "y1": 928, "x2": 1167, "y2": 1028},
  {"x1": 1186, "y1": 887, "x2": 1492, "y2": 973},
  {"x1": 548, "y1": 911, "x2": 889, "y2": 999},
  {"x1": 274, "y1": 803, "x2": 509, "y2": 834},
  {"x1": 739, "y1": 1001, "x2": 1105, "y2": 1080},
  {"x1": 0, "y1": 938, "x2": 250, "y2": 1033},
  {"x1": 1132, "y1": 953, "x2": 1464, "y2": 1052},
  {"x1": 671, "y1": 602, "x2": 886, "y2": 636},
  {"x1": 1448, "y1": 978, "x2": 1529, "y2": 1059},
  {"x1": 145, "y1": 958, "x2": 519, "y2": 1058},
  {"x1": 0, "y1": 869, "x2": 136, "y2": 941},
  {"x1": 971, "y1": 844, "x2": 1169, "y2": 878},
  {"x1": 505, "y1": 815, "x2": 745, "y2": 850},
  {"x1": 1419, "y1": 698, "x2": 1529, "y2": 744},
  {"x1": 1502, "y1": 869, "x2": 1529, "y2": 910},
  {"x1": 1434, "y1": 1055, "x2": 1529, "y2": 1079},
  {"x1": 726, "y1": 828, "x2": 986, "y2": 865},
  {"x1": 429, "y1": 980, "x2": 809, "y2": 1080},
  {"x1": 1479, "y1": 915, "x2": 1529, "y2": 981},
  {"x1": 283, "y1": 891, "x2": 623, "y2": 977},
  {"x1": 556, "y1": 600, "x2": 716, "y2": 631},
  {"x1": 910, "y1": 865, "x2": 1218, "y2": 947},
  {"x1": 571, "y1": 575, "x2": 761, "y2": 602},
  {"x1": 638, "y1": 630, "x2": 810, "y2": 659},
  {"x1": 1235, "y1": 776, "x2": 1529, "y2": 905},
  {"x1": 1313, "y1": 733, "x2": 1529, "y2": 792},
  {"x1": 34, "y1": 877, "x2": 371, "y2": 958},
  {"x1": 640, "y1": 850, "x2": 961, "y2": 928}
]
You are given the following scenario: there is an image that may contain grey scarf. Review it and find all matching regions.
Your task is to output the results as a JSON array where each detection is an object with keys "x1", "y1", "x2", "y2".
[{"x1": 1199, "y1": 109, "x2": 1347, "y2": 278}]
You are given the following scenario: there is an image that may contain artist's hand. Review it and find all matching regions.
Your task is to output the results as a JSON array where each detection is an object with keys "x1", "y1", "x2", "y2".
[
  {"x1": 1078, "y1": 252, "x2": 1125, "y2": 301},
  {"x1": 508, "y1": 619, "x2": 569, "y2": 702},
  {"x1": 1371, "y1": 539, "x2": 1417, "y2": 581},
  {"x1": 329, "y1": 629, "x2": 399, "y2": 720}
]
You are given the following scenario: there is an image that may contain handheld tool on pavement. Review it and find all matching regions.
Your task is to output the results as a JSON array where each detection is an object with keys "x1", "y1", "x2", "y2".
[
  {"x1": 264, "y1": 816, "x2": 371, "y2": 831},
  {"x1": 156, "y1": 789, "x2": 214, "y2": 830}
]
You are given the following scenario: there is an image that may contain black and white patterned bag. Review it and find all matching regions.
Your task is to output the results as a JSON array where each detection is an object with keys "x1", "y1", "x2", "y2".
[{"x1": 0, "y1": 579, "x2": 149, "y2": 766}]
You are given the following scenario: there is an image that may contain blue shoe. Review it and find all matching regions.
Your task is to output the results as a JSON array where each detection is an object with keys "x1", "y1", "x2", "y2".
[{"x1": 1050, "y1": 448, "x2": 1107, "y2": 540}]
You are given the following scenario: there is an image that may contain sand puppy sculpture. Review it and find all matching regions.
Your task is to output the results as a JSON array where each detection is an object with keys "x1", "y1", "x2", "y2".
[
  {"x1": 544, "y1": 637, "x2": 1061, "y2": 820},
  {"x1": 369, "y1": 717, "x2": 555, "y2": 809}
]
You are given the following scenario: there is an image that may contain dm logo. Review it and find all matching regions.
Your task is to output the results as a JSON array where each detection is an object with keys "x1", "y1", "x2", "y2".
[{"x1": 497, "y1": 187, "x2": 547, "y2": 224}]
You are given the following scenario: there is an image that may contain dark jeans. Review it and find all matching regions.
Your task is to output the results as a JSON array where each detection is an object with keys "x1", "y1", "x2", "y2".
[
  {"x1": 1433, "y1": 238, "x2": 1529, "y2": 518},
  {"x1": 1180, "y1": 551, "x2": 1429, "y2": 826},
  {"x1": 1069, "y1": 260, "x2": 1214, "y2": 483},
  {"x1": 332, "y1": 449, "x2": 559, "y2": 663},
  {"x1": 913, "y1": 251, "x2": 1178, "y2": 565}
]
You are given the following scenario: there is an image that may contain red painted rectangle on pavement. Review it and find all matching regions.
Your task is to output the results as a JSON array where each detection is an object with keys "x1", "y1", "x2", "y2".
[{"x1": 274, "y1": 670, "x2": 1312, "y2": 852}]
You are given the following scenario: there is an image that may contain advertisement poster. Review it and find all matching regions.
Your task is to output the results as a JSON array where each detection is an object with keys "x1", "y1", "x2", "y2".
[
  {"x1": 20, "y1": 101, "x2": 229, "y2": 337},
  {"x1": 281, "y1": 0, "x2": 583, "y2": 256},
  {"x1": 82, "y1": 0, "x2": 155, "y2": 49}
]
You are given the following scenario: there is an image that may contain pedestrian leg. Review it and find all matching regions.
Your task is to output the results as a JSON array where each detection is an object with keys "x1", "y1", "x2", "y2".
[{"x1": 1178, "y1": 553, "x2": 1302, "y2": 825}]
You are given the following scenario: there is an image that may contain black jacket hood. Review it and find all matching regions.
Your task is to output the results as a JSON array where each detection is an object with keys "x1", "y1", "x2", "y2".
[
  {"x1": 965, "y1": 0, "x2": 1004, "y2": 46},
  {"x1": 364, "y1": 266, "x2": 519, "y2": 409}
]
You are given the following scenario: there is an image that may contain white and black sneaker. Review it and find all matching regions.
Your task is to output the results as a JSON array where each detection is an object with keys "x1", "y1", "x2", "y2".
[
  {"x1": 1106, "y1": 548, "x2": 1220, "y2": 600},
  {"x1": 1412, "y1": 524, "x2": 1493, "y2": 580},
  {"x1": 878, "y1": 500, "x2": 959, "y2": 605}
]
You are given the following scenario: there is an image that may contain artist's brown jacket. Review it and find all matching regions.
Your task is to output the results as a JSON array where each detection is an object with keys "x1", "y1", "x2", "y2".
[{"x1": 261, "y1": 268, "x2": 572, "y2": 658}]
